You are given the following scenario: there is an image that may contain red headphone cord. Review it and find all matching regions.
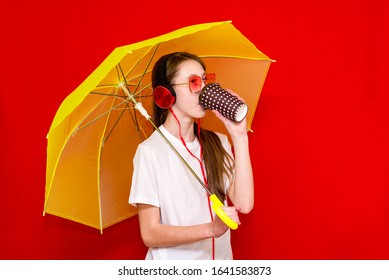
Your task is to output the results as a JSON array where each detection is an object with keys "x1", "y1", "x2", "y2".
[{"x1": 169, "y1": 108, "x2": 216, "y2": 260}]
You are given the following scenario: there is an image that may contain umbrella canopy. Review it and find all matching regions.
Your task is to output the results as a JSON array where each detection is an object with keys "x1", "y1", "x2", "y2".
[{"x1": 44, "y1": 21, "x2": 273, "y2": 232}]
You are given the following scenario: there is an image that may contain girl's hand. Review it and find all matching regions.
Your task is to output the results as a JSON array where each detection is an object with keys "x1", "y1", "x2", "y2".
[
  {"x1": 211, "y1": 89, "x2": 248, "y2": 137},
  {"x1": 211, "y1": 206, "x2": 241, "y2": 238}
]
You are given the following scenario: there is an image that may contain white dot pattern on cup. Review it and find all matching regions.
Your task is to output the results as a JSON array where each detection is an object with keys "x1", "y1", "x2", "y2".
[{"x1": 199, "y1": 83, "x2": 247, "y2": 122}]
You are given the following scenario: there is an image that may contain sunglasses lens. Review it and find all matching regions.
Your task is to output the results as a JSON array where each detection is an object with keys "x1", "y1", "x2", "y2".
[
  {"x1": 204, "y1": 73, "x2": 216, "y2": 84},
  {"x1": 189, "y1": 76, "x2": 202, "y2": 93}
]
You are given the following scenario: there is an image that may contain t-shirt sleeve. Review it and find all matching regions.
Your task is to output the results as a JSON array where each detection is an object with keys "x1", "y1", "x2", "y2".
[{"x1": 129, "y1": 144, "x2": 160, "y2": 208}]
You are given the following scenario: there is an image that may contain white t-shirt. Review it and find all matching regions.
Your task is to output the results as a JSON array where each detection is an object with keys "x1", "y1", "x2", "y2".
[{"x1": 129, "y1": 125, "x2": 233, "y2": 260}]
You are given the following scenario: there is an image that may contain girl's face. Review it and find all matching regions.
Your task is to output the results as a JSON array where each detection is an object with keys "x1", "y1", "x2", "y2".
[{"x1": 171, "y1": 59, "x2": 207, "y2": 120}]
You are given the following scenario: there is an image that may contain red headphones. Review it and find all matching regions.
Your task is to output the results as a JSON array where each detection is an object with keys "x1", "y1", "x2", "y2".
[{"x1": 153, "y1": 84, "x2": 176, "y2": 109}]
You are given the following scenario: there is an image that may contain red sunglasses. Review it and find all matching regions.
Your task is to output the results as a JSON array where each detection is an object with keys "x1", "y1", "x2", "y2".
[{"x1": 171, "y1": 73, "x2": 216, "y2": 93}]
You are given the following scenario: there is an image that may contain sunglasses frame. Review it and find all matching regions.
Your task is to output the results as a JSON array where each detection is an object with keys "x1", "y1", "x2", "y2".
[{"x1": 171, "y1": 73, "x2": 216, "y2": 93}]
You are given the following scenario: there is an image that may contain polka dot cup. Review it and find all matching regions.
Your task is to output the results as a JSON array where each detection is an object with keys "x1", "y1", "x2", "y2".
[{"x1": 199, "y1": 83, "x2": 248, "y2": 122}]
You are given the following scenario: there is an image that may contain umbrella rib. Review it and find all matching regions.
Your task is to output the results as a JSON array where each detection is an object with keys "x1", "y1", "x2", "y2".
[
  {"x1": 117, "y1": 64, "x2": 130, "y2": 91},
  {"x1": 90, "y1": 89, "x2": 152, "y2": 101},
  {"x1": 103, "y1": 94, "x2": 149, "y2": 143},
  {"x1": 91, "y1": 86, "x2": 153, "y2": 143},
  {"x1": 134, "y1": 113, "x2": 150, "y2": 139},
  {"x1": 113, "y1": 45, "x2": 159, "y2": 139},
  {"x1": 99, "y1": 46, "x2": 158, "y2": 149},
  {"x1": 119, "y1": 45, "x2": 158, "y2": 85},
  {"x1": 76, "y1": 98, "x2": 130, "y2": 133},
  {"x1": 102, "y1": 102, "x2": 130, "y2": 144},
  {"x1": 90, "y1": 91, "x2": 127, "y2": 98},
  {"x1": 128, "y1": 45, "x2": 159, "y2": 97},
  {"x1": 94, "y1": 84, "x2": 121, "y2": 89},
  {"x1": 199, "y1": 54, "x2": 275, "y2": 62},
  {"x1": 132, "y1": 83, "x2": 153, "y2": 99},
  {"x1": 129, "y1": 106, "x2": 141, "y2": 134},
  {"x1": 116, "y1": 65, "x2": 121, "y2": 85}
]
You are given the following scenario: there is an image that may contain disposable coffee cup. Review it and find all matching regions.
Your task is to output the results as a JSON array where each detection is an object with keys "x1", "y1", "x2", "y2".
[{"x1": 199, "y1": 83, "x2": 248, "y2": 122}]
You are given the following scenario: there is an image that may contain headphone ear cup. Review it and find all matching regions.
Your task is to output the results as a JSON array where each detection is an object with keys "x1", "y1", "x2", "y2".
[{"x1": 153, "y1": 85, "x2": 176, "y2": 109}]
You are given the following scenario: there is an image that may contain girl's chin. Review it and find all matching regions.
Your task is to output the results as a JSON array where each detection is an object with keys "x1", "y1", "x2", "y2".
[{"x1": 197, "y1": 109, "x2": 207, "y2": 118}]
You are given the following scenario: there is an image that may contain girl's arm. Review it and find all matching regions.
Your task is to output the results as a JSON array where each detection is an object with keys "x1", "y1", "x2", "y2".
[
  {"x1": 137, "y1": 203, "x2": 240, "y2": 248},
  {"x1": 227, "y1": 131, "x2": 254, "y2": 214},
  {"x1": 212, "y1": 90, "x2": 254, "y2": 214}
]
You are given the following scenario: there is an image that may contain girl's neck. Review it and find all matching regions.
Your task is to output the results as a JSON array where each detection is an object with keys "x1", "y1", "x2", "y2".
[{"x1": 164, "y1": 113, "x2": 195, "y2": 142}]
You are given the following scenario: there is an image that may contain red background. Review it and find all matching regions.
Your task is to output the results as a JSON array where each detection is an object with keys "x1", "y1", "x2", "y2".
[{"x1": 1, "y1": 0, "x2": 388, "y2": 259}]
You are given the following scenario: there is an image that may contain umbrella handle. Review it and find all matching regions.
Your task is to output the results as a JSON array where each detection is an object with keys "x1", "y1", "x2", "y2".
[{"x1": 210, "y1": 194, "x2": 238, "y2": 230}]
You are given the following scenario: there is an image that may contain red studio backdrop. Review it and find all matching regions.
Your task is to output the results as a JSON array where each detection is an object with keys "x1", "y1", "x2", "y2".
[{"x1": 1, "y1": 0, "x2": 388, "y2": 260}]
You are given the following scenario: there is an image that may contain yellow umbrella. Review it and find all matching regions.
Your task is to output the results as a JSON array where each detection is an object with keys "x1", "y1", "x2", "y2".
[{"x1": 44, "y1": 20, "x2": 274, "y2": 233}]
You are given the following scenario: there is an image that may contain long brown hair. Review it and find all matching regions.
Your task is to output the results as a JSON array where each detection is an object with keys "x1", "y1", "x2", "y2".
[{"x1": 152, "y1": 52, "x2": 235, "y2": 202}]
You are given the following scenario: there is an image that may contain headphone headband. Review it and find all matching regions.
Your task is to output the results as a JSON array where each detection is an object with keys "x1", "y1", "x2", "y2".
[{"x1": 152, "y1": 53, "x2": 177, "y2": 109}]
